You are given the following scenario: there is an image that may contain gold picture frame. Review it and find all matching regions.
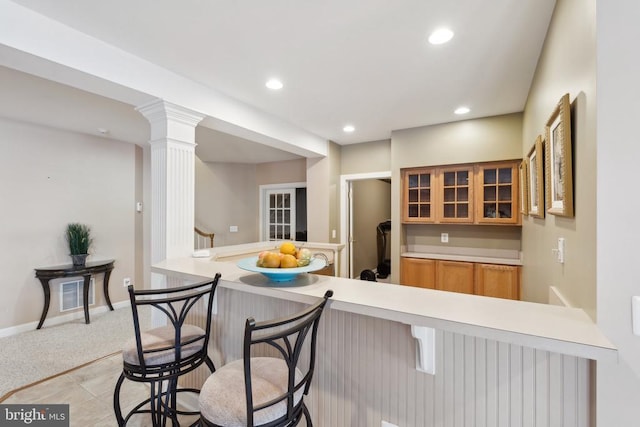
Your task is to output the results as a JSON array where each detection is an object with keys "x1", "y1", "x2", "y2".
[
  {"x1": 519, "y1": 159, "x2": 529, "y2": 215},
  {"x1": 527, "y1": 135, "x2": 545, "y2": 218},
  {"x1": 545, "y1": 93, "x2": 573, "y2": 217}
]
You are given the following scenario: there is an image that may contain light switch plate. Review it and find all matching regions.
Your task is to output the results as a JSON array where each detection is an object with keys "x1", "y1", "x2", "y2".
[{"x1": 441, "y1": 233, "x2": 449, "y2": 243}]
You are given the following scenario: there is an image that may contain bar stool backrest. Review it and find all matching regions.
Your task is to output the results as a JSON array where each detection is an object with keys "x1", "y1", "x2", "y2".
[
  {"x1": 243, "y1": 290, "x2": 333, "y2": 426},
  {"x1": 126, "y1": 274, "x2": 221, "y2": 380}
]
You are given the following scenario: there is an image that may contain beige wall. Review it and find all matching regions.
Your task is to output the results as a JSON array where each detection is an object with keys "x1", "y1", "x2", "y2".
[
  {"x1": 255, "y1": 158, "x2": 306, "y2": 185},
  {"x1": 0, "y1": 117, "x2": 139, "y2": 329},
  {"x1": 195, "y1": 158, "x2": 259, "y2": 247},
  {"x1": 521, "y1": 0, "x2": 596, "y2": 318},
  {"x1": 306, "y1": 142, "x2": 340, "y2": 243},
  {"x1": 340, "y1": 139, "x2": 391, "y2": 175},
  {"x1": 392, "y1": 113, "x2": 523, "y2": 168},
  {"x1": 389, "y1": 113, "x2": 523, "y2": 283}
]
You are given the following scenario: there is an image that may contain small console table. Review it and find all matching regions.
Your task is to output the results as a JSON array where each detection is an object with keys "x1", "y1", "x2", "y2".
[{"x1": 34, "y1": 259, "x2": 115, "y2": 329}]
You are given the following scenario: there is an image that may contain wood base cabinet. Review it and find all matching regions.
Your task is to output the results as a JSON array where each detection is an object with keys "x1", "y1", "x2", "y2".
[
  {"x1": 400, "y1": 257, "x2": 436, "y2": 289},
  {"x1": 400, "y1": 257, "x2": 521, "y2": 300},
  {"x1": 474, "y1": 263, "x2": 520, "y2": 300},
  {"x1": 435, "y1": 260, "x2": 474, "y2": 294}
]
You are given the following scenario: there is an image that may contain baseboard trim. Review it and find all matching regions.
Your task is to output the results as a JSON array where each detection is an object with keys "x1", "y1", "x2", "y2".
[{"x1": 0, "y1": 300, "x2": 131, "y2": 338}]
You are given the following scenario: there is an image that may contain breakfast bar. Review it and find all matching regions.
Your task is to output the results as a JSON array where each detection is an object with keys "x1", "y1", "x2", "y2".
[{"x1": 152, "y1": 243, "x2": 615, "y2": 426}]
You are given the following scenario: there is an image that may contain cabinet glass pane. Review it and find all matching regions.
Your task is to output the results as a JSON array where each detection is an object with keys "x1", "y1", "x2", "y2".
[
  {"x1": 498, "y1": 185, "x2": 512, "y2": 201},
  {"x1": 498, "y1": 203, "x2": 512, "y2": 218},
  {"x1": 484, "y1": 169, "x2": 497, "y2": 185},
  {"x1": 498, "y1": 168, "x2": 512, "y2": 184},
  {"x1": 443, "y1": 172, "x2": 455, "y2": 186},
  {"x1": 408, "y1": 174, "x2": 418, "y2": 188},
  {"x1": 408, "y1": 205, "x2": 418, "y2": 217},
  {"x1": 456, "y1": 171, "x2": 469, "y2": 185},
  {"x1": 484, "y1": 203, "x2": 497, "y2": 218},
  {"x1": 444, "y1": 188, "x2": 455, "y2": 202},
  {"x1": 419, "y1": 173, "x2": 430, "y2": 187},
  {"x1": 409, "y1": 189, "x2": 418, "y2": 202},
  {"x1": 420, "y1": 188, "x2": 430, "y2": 202},
  {"x1": 443, "y1": 204, "x2": 455, "y2": 218},
  {"x1": 484, "y1": 187, "x2": 496, "y2": 201},
  {"x1": 458, "y1": 204, "x2": 468, "y2": 218},
  {"x1": 457, "y1": 187, "x2": 468, "y2": 202},
  {"x1": 420, "y1": 205, "x2": 431, "y2": 218}
]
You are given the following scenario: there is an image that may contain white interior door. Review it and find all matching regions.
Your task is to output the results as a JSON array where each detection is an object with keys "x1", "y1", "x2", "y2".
[{"x1": 264, "y1": 188, "x2": 296, "y2": 241}]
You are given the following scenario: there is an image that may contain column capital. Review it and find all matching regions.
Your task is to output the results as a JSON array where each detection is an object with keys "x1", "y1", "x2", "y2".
[{"x1": 136, "y1": 99, "x2": 206, "y2": 143}]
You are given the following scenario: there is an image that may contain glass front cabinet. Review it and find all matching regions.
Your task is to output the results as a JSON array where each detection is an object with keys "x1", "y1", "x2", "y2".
[
  {"x1": 475, "y1": 161, "x2": 520, "y2": 225},
  {"x1": 402, "y1": 160, "x2": 521, "y2": 225},
  {"x1": 402, "y1": 167, "x2": 435, "y2": 223}
]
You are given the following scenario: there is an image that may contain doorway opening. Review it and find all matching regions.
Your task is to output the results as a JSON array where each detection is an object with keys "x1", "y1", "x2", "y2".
[{"x1": 339, "y1": 171, "x2": 392, "y2": 278}]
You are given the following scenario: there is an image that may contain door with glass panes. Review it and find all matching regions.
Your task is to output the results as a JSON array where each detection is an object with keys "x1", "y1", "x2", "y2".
[{"x1": 265, "y1": 189, "x2": 296, "y2": 241}]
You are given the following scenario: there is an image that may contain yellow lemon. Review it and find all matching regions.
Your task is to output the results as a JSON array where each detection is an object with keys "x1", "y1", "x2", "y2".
[
  {"x1": 280, "y1": 254, "x2": 298, "y2": 268},
  {"x1": 279, "y1": 241, "x2": 297, "y2": 255}
]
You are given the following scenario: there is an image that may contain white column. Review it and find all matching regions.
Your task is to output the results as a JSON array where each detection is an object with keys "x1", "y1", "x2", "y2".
[{"x1": 137, "y1": 99, "x2": 204, "y2": 278}]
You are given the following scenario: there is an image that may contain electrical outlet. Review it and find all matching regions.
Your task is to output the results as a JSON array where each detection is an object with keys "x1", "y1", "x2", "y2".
[
  {"x1": 441, "y1": 232, "x2": 449, "y2": 243},
  {"x1": 123, "y1": 277, "x2": 131, "y2": 287},
  {"x1": 229, "y1": 225, "x2": 238, "y2": 232}
]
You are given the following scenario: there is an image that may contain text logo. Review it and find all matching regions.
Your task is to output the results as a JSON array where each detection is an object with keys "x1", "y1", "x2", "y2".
[{"x1": 0, "y1": 405, "x2": 69, "y2": 426}]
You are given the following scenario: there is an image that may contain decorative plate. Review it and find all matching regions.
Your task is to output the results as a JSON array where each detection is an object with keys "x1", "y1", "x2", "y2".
[{"x1": 236, "y1": 256, "x2": 326, "y2": 282}]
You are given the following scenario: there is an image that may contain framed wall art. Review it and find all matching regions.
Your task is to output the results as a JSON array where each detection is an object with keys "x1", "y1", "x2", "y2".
[
  {"x1": 519, "y1": 159, "x2": 529, "y2": 215},
  {"x1": 527, "y1": 135, "x2": 545, "y2": 218},
  {"x1": 545, "y1": 93, "x2": 573, "y2": 217}
]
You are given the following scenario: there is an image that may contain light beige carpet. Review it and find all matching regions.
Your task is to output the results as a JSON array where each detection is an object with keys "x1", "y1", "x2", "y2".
[{"x1": 0, "y1": 306, "x2": 150, "y2": 399}]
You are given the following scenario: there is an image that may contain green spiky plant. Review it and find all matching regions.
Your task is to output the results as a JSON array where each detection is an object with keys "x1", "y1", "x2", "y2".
[{"x1": 66, "y1": 223, "x2": 93, "y2": 255}]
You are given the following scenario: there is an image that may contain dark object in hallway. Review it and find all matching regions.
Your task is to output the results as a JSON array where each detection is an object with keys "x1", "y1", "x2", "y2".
[
  {"x1": 376, "y1": 220, "x2": 391, "y2": 278},
  {"x1": 360, "y1": 269, "x2": 377, "y2": 281}
]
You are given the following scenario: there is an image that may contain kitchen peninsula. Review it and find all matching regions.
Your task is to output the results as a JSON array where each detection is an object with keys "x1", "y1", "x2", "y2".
[{"x1": 152, "y1": 242, "x2": 615, "y2": 426}]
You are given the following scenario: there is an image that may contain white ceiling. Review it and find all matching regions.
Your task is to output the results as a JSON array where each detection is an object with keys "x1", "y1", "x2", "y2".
[{"x1": 3, "y1": 0, "x2": 556, "y2": 162}]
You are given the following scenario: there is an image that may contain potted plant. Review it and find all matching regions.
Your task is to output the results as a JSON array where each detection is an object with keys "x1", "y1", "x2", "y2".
[{"x1": 66, "y1": 223, "x2": 93, "y2": 267}]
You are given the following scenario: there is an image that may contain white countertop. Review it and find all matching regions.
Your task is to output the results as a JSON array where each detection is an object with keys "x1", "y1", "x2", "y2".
[
  {"x1": 152, "y1": 256, "x2": 616, "y2": 362},
  {"x1": 402, "y1": 244, "x2": 523, "y2": 266}
]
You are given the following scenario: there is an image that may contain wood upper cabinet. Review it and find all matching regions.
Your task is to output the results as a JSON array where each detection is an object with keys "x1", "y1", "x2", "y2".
[
  {"x1": 474, "y1": 263, "x2": 520, "y2": 300},
  {"x1": 475, "y1": 161, "x2": 520, "y2": 225},
  {"x1": 402, "y1": 167, "x2": 436, "y2": 223},
  {"x1": 400, "y1": 257, "x2": 436, "y2": 289},
  {"x1": 402, "y1": 160, "x2": 520, "y2": 225},
  {"x1": 435, "y1": 260, "x2": 475, "y2": 294},
  {"x1": 437, "y1": 165, "x2": 474, "y2": 224}
]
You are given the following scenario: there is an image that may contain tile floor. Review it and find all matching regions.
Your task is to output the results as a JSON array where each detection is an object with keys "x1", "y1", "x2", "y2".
[{"x1": 2, "y1": 353, "x2": 199, "y2": 426}]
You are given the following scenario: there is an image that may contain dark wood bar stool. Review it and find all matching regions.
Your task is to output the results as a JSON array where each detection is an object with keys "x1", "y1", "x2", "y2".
[
  {"x1": 113, "y1": 274, "x2": 221, "y2": 426},
  {"x1": 199, "y1": 290, "x2": 332, "y2": 427}
]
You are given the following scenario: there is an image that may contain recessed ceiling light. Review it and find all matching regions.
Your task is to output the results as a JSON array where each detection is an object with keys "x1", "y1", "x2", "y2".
[
  {"x1": 265, "y1": 78, "x2": 283, "y2": 90},
  {"x1": 428, "y1": 28, "x2": 454, "y2": 45},
  {"x1": 454, "y1": 106, "x2": 470, "y2": 115},
  {"x1": 97, "y1": 128, "x2": 109, "y2": 135},
  {"x1": 343, "y1": 125, "x2": 355, "y2": 133}
]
